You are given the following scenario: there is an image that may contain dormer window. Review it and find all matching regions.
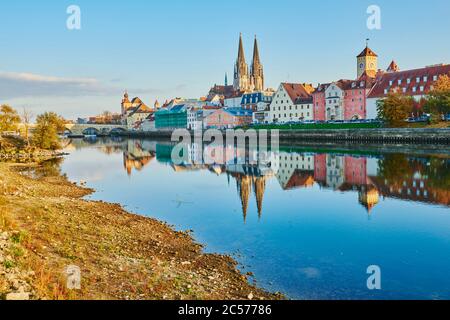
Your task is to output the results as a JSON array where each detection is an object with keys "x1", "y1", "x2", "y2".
[
  {"x1": 433, "y1": 75, "x2": 438, "y2": 81},
  {"x1": 398, "y1": 79, "x2": 402, "y2": 85},
  {"x1": 407, "y1": 78, "x2": 411, "y2": 84},
  {"x1": 416, "y1": 77, "x2": 420, "y2": 83},
  {"x1": 389, "y1": 80, "x2": 393, "y2": 86},
  {"x1": 424, "y1": 76, "x2": 428, "y2": 82}
]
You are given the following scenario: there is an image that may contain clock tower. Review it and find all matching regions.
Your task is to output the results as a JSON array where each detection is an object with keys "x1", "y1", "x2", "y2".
[{"x1": 357, "y1": 43, "x2": 378, "y2": 78}]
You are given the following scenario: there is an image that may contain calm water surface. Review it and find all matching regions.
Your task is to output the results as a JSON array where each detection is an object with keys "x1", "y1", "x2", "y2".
[{"x1": 60, "y1": 137, "x2": 450, "y2": 300}]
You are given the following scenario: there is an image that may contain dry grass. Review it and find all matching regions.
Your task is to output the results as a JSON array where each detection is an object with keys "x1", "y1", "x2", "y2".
[{"x1": 0, "y1": 163, "x2": 281, "y2": 300}]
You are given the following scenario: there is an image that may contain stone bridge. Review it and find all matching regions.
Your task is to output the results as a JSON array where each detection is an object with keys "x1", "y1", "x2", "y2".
[{"x1": 65, "y1": 124, "x2": 127, "y2": 136}]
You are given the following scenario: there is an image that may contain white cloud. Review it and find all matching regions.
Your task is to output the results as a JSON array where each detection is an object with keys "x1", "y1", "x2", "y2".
[{"x1": 0, "y1": 71, "x2": 118, "y2": 99}]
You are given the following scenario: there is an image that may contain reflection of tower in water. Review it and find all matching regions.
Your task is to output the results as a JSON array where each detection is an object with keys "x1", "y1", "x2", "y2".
[
  {"x1": 253, "y1": 176, "x2": 267, "y2": 219},
  {"x1": 235, "y1": 174, "x2": 267, "y2": 222},
  {"x1": 358, "y1": 185, "x2": 380, "y2": 214},
  {"x1": 236, "y1": 174, "x2": 252, "y2": 222}
]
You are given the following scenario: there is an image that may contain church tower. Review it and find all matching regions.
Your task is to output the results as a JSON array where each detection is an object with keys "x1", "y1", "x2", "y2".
[
  {"x1": 250, "y1": 36, "x2": 264, "y2": 92},
  {"x1": 121, "y1": 91, "x2": 132, "y2": 115},
  {"x1": 233, "y1": 34, "x2": 251, "y2": 92},
  {"x1": 357, "y1": 41, "x2": 378, "y2": 78}
]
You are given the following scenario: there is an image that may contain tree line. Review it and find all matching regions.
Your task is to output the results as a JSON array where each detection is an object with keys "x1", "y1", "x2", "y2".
[{"x1": 0, "y1": 105, "x2": 65, "y2": 150}]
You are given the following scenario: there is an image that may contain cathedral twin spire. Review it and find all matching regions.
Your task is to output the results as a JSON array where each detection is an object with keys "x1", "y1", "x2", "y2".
[{"x1": 233, "y1": 34, "x2": 264, "y2": 92}]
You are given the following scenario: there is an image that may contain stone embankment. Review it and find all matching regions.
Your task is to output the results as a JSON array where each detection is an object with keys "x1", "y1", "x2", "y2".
[{"x1": 119, "y1": 128, "x2": 450, "y2": 144}]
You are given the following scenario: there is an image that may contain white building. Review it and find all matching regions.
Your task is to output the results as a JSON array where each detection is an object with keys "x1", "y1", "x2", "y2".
[
  {"x1": 325, "y1": 82, "x2": 346, "y2": 121},
  {"x1": 268, "y1": 83, "x2": 314, "y2": 124}
]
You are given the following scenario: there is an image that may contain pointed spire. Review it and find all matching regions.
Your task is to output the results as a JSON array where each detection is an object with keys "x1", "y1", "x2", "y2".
[
  {"x1": 225, "y1": 73, "x2": 228, "y2": 86},
  {"x1": 237, "y1": 33, "x2": 246, "y2": 64},
  {"x1": 252, "y1": 35, "x2": 261, "y2": 66},
  {"x1": 250, "y1": 35, "x2": 264, "y2": 91}
]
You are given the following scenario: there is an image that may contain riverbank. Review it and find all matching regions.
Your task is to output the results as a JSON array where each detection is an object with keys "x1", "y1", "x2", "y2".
[
  {"x1": 0, "y1": 136, "x2": 66, "y2": 163},
  {"x1": 0, "y1": 162, "x2": 281, "y2": 300},
  {"x1": 119, "y1": 128, "x2": 450, "y2": 144}
]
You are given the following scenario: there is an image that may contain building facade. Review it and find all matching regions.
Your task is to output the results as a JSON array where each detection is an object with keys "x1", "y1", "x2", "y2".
[
  {"x1": 203, "y1": 108, "x2": 253, "y2": 129},
  {"x1": 155, "y1": 105, "x2": 188, "y2": 130},
  {"x1": 366, "y1": 63, "x2": 450, "y2": 119},
  {"x1": 268, "y1": 83, "x2": 314, "y2": 123}
]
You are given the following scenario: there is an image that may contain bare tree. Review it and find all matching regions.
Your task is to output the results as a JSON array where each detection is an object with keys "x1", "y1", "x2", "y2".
[{"x1": 21, "y1": 108, "x2": 34, "y2": 147}]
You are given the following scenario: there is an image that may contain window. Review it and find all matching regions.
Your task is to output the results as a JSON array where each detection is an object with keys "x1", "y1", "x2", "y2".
[
  {"x1": 420, "y1": 86, "x2": 424, "y2": 92},
  {"x1": 384, "y1": 89, "x2": 388, "y2": 94},
  {"x1": 424, "y1": 76, "x2": 428, "y2": 82},
  {"x1": 402, "y1": 88, "x2": 407, "y2": 93},
  {"x1": 433, "y1": 75, "x2": 438, "y2": 81},
  {"x1": 389, "y1": 80, "x2": 393, "y2": 86},
  {"x1": 398, "y1": 79, "x2": 402, "y2": 85},
  {"x1": 416, "y1": 77, "x2": 420, "y2": 83},
  {"x1": 412, "y1": 87, "x2": 416, "y2": 93},
  {"x1": 407, "y1": 78, "x2": 411, "y2": 84}
]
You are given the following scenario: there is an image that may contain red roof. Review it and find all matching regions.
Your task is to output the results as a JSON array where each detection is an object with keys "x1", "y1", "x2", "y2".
[
  {"x1": 203, "y1": 105, "x2": 222, "y2": 110},
  {"x1": 282, "y1": 83, "x2": 313, "y2": 104},
  {"x1": 368, "y1": 64, "x2": 450, "y2": 98}
]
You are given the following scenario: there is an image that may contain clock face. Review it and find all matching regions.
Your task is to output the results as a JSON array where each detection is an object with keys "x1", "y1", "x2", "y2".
[{"x1": 370, "y1": 63, "x2": 374, "y2": 68}]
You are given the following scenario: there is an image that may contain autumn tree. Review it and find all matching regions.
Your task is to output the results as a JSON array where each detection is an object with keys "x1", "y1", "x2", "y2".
[
  {"x1": 0, "y1": 104, "x2": 21, "y2": 132},
  {"x1": 424, "y1": 74, "x2": 450, "y2": 122},
  {"x1": 376, "y1": 92, "x2": 413, "y2": 127},
  {"x1": 32, "y1": 112, "x2": 66, "y2": 150}
]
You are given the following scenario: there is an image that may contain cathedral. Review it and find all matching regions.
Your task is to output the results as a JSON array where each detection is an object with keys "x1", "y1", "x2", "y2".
[{"x1": 233, "y1": 34, "x2": 264, "y2": 92}]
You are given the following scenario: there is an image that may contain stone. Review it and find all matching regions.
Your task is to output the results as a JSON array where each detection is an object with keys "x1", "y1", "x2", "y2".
[{"x1": 6, "y1": 292, "x2": 30, "y2": 300}]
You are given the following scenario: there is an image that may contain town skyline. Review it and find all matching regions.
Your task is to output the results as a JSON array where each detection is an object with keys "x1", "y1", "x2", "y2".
[{"x1": 1, "y1": 0, "x2": 449, "y2": 119}]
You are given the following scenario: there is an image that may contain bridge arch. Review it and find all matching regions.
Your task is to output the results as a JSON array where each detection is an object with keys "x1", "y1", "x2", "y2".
[
  {"x1": 110, "y1": 127, "x2": 127, "y2": 135},
  {"x1": 82, "y1": 127, "x2": 101, "y2": 136}
]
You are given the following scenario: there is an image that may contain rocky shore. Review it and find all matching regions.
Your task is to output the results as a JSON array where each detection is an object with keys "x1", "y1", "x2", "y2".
[{"x1": 0, "y1": 162, "x2": 281, "y2": 300}]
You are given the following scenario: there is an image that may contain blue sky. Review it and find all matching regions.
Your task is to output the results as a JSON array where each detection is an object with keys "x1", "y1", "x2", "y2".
[{"x1": 0, "y1": 0, "x2": 449, "y2": 118}]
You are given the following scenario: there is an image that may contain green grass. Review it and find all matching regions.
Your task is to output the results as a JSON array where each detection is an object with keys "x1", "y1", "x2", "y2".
[{"x1": 249, "y1": 123, "x2": 383, "y2": 130}]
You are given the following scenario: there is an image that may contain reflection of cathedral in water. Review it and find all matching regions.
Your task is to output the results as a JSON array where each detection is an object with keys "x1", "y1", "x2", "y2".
[
  {"x1": 234, "y1": 174, "x2": 267, "y2": 221},
  {"x1": 113, "y1": 140, "x2": 449, "y2": 220}
]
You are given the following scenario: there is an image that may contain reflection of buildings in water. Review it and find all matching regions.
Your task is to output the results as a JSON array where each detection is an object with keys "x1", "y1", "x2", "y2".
[
  {"x1": 326, "y1": 155, "x2": 345, "y2": 190},
  {"x1": 154, "y1": 142, "x2": 449, "y2": 219},
  {"x1": 370, "y1": 172, "x2": 450, "y2": 207},
  {"x1": 276, "y1": 153, "x2": 315, "y2": 190}
]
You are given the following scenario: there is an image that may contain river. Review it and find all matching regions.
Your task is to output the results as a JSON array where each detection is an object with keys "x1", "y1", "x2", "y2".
[{"x1": 58, "y1": 137, "x2": 450, "y2": 300}]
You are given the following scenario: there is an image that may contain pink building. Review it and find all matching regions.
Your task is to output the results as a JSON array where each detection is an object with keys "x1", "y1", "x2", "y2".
[
  {"x1": 343, "y1": 73, "x2": 376, "y2": 120},
  {"x1": 203, "y1": 108, "x2": 253, "y2": 129},
  {"x1": 312, "y1": 84, "x2": 329, "y2": 121}
]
